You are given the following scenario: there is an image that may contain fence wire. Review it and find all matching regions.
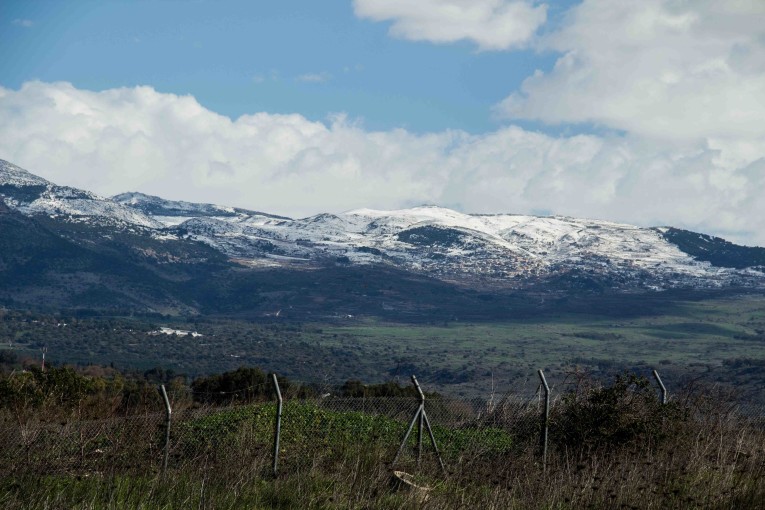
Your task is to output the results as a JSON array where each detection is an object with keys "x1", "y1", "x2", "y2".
[
  {"x1": 1, "y1": 390, "x2": 764, "y2": 479},
  {"x1": 0, "y1": 412, "x2": 166, "y2": 477}
]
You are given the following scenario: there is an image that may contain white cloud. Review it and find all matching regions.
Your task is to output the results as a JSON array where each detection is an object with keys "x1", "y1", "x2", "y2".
[
  {"x1": 353, "y1": 0, "x2": 547, "y2": 51},
  {"x1": 496, "y1": 0, "x2": 765, "y2": 158},
  {"x1": 490, "y1": 1, "x2": 765, "y2": 246},
  {"x1": 253, "y1": 70, "x2": 280, "y2": 84},
  {"x1": 12, "y1": 19, "x2": 33, "y2": 28},
  {"x1": 296, "y1": 72, "x2": 332, "y2": 83},
  {"x1": 1, "y1": 81, "x2": 764, "y2": 246}
]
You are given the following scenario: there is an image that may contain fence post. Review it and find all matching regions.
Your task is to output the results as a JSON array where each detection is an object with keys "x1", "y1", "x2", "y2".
[
  {"x1": 415, "y1": 377, "x2": 425, "y2": 467},
  {"x1": 391, "y1": 383, "x2": 424, "y2": 468},
  {"x1": 391, "y1": 375, "x2": 447, "y2": 475},
  {"x1": 272, "y1": 373, "x2": 283, "y2": 477},
  {"x1": 537, "y1": 369, "x2": 550, "y2": 473},
  {"x1": 412, "y1": 375, "x2": 447, "y2": 475},
  {"x1": 652, "y1": 369, "x2": 667, "y2": 404},
  {"x1": 159, "y1": 384, "x2": 172, "y2": 477}
]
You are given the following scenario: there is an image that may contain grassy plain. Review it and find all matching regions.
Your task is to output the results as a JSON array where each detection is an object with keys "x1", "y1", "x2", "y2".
[
  {"x1": 2, "y1": 292, "x2": 764, "y2": 398},
  {"x1": 316, "y1": 293, "x2": 765, "y2": 396}
]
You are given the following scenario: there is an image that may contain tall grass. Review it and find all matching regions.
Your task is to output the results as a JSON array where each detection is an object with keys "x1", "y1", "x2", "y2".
[{"x1": 1, "y1": 377, "x2": 764, "y2": 509}]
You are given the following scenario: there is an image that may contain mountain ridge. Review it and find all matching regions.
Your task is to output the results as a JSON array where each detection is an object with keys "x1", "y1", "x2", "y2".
[
  {"x1": 0, "y1": 160, "x2": 162, "y2": 229},
  {"x1": 1, "y1": 158, "x2": 764, "y2": 315}
]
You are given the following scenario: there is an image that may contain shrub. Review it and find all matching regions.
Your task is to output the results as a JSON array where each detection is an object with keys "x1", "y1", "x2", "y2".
[{"x1": 550, "y1": 373, "x2": 685, "y2": 453}]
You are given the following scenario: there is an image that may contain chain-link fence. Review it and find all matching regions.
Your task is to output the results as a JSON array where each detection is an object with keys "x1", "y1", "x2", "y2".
[
  {"x1": 0, "y1": 390, "x2": 548, "y2": 478},
  {"x1": 2, "y1": 376, "x2": 764, "y2": 480},
  {"x1": 0, "y1": 412, "x2": 166, "y2": 477},
  {"x1": 169, "y1": 372, "x2": 557, "y2": 477}
]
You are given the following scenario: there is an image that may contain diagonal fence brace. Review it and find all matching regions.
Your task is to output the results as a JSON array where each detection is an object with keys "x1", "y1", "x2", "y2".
[{"x1": 390, "y1": 375, "x2": 447, "y2": 475}]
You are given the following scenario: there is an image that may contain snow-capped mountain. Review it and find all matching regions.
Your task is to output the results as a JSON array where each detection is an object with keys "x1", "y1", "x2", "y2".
[
  {"x1": 111, "y1": 191, "x2": 287, "y2": 225},
  {"x1": 120, "y1": 196, "x2": 763, "y2": 289},
  {"x1": 3, "y1": 158, "x2": 765, "y2": 293},
  {"x1": 0, "y1": 160, "x2": 161, "y2": 229}
]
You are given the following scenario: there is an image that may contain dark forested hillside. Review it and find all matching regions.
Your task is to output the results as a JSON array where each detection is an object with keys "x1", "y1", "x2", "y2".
[{"x1": 658, "y1": 227, "x2": 765, "y2": 269}]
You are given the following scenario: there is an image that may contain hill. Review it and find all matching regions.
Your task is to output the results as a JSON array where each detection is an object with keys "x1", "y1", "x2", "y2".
[{"x1": 1, "y1": 158, "x2": 763, "y2": 316}]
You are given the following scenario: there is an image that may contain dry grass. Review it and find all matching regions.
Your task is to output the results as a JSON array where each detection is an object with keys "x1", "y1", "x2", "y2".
[{"x1": 1, "y1": 379, "x2": 764, "y2": 509}]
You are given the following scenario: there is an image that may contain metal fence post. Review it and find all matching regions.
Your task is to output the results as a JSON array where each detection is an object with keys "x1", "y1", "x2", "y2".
[
  {"x1": 652, "y1": 369, "x2": 667, "y2": 404},
  {"x1": 412, "y1": 375, "x2": 447, "y2": 475},
  {"x1": 415, "y1": 376, "x2": 425, "y2": 467},
  {"x1": 538, "y1": 369, "x2": 550, "y2": 473},
  {"x1": 159, "y1": 384, "x2": 172, "y2": 477},
  {"x1": 391, "y1": 391, "x2": 423, "y2": 468},
  {"x1": 391, "y1": 375, "x2": 447, "y2": 475},
  {"x1": 272, "y1": 373, "x2": 283, "y2": 477}
]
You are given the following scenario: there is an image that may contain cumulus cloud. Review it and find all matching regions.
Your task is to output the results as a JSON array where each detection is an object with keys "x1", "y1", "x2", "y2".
[
  {"x1": 1, "y1": 81, "x2": 764, "y2": 245},
  {"x1": 489, "y1": 1, "x2": 765, "y2": 246},
  {"x1": 353, "y1": 0, "x2": 547, "y2": 51},
  {"x1": 496, "y1": 0, "x2": 765, "y2": 158}
]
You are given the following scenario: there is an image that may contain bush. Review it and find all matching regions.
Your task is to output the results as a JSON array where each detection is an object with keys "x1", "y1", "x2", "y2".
[
  {"x1": 0, "y1": 366, "x2": 101, "y2": 411},
  {"x1": 339, "y1": 380, "x2": 420, "y2": 398},
  {"x1": 191, "y1": 367, "x2": 315, "y2": 405},
  {"x1": 550, "y1": 373, "x2": 685, "y2": 452}
]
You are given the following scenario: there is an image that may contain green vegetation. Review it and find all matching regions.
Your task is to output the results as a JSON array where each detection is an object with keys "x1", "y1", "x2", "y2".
[
  {"x1": 177, "y1": 401, "x2": 512, "y2": 460},
  {"x1": 1, "y1": 370, "x2": 763, "y2": 509},
  {"x1": 2, "y1": 292, "x2": 765, "y2": 400}
]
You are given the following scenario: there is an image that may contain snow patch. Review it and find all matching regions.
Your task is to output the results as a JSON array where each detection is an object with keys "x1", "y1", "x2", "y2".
[{"x1": 149, "y1": 327, "x2": 203, "y2": 337}]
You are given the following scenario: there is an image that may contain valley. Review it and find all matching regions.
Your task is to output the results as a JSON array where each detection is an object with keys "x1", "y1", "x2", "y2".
[{"x1": 2, "y1": 291, "x2": 764, "y2": 400}]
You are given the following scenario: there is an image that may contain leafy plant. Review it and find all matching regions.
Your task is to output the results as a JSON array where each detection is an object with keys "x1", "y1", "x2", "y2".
[
  {"x1": 176, "y1": 401, "x2": 513, "y2": 461},
  {"x1": 551, "y1": 373, "x2": 685, "y2": 452}
]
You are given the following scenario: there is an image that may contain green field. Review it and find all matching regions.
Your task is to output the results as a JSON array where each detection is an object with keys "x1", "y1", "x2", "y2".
[
  {"x1": 2, "y1": 292, "x2": 764, "y2": 398},
  {"x1": 314, "y1": 293, "x2": 765, "y2": 396}
]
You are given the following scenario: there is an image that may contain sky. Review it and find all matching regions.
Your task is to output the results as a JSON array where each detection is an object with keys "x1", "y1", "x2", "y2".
[{"x1": 1, "y1": 0, "x2": 764, "y2": 246}]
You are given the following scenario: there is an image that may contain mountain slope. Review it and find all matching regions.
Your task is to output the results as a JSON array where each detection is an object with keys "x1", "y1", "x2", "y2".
[
  {"x1": 0, "y1": 160, "x2": 162, "y2": 229},
  {"x1": 0, "y1": 161, "x2": 237, "y2": 313},
  {"x1": 657, "y1": 227, "x2": 765, "y2": 270},
  {"x1": 112, "y1": 192, "x2": 288, "y2": 223},
  {"x1": 119, "y1": 196, "x2": 765, "y2": 290},
  {"x1": 1, "y1": 158, "x2": 764, "y2": 316},
  {"x1": 0, "y1": 200, "x2": 197, "y2": 311}
]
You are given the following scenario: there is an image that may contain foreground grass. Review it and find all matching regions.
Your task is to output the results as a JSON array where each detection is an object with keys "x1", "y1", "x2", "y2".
[
  {"x1": 1, "y1": 473, "x2": 423, "y2": 510},
  {"x1": 3, "y1": 440, "x2": 764, "y2": 510},
  {"x1": 3, "y1": 393, "x2": 764, "y2": 509}
]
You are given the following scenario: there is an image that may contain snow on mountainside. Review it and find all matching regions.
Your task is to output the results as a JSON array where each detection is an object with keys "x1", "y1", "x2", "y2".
[
  {"x1": 249, "y1": 206, "x2": 752, "y2": 286},
  {"x1": 112, "y1": 192, "x2": 287, "y2": 223},
  {"x1": 122, "y1": 189, "x2": 765, "y2": 289},
  {"x1": 2, "y1": 159, "x2": 764, "y2": 291},
  {"x1": 0, "y1": 160, "x2": 161, "y2": 229},
  {"x1": 0, "y1": 160, "x2": 50, "y2": 187}
]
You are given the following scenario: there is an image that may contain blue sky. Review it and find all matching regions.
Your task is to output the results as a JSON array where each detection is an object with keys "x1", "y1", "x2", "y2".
[
  {"x1": 1, "y1": 0, "x2": 566, "y2": 133},
  {"x1": 1, "y1": 1, "x2": 764, "y2": 245}
]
